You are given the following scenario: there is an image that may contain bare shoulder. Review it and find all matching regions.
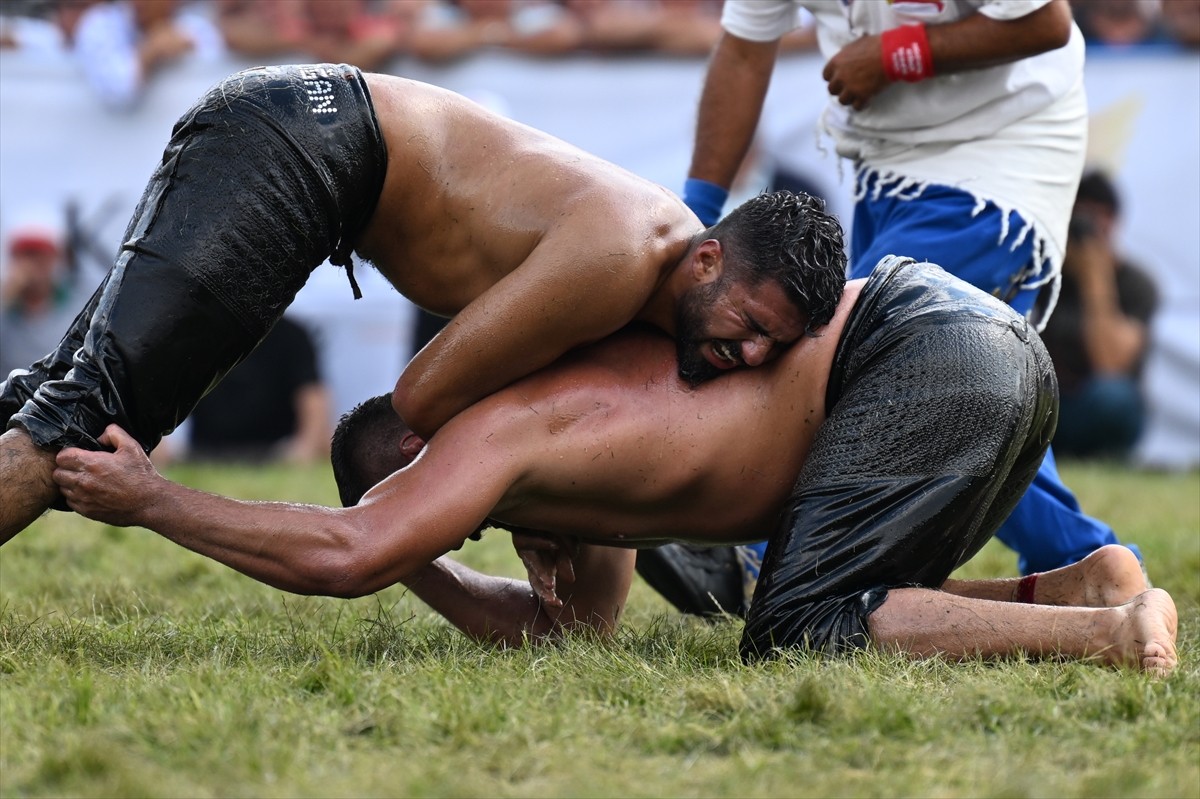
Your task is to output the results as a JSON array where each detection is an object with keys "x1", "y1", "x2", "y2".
[
  {"x1": 463, "y1": 327, "x2": 676, "y2": 435},
  {"x1": 546, "y1": 181, "x2": 699, "y2": 289}
]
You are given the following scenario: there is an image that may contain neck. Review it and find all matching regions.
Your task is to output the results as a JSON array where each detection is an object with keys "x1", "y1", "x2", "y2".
[
  {"x1": 638, "y1": 261, "x2": 690, "y2": 337},
  {"x1": 637, "y1": 285, "x2": 675, "y2": 336},
  {"x1": 637, "y1": 233, "x2": 705, "y2": 335}
]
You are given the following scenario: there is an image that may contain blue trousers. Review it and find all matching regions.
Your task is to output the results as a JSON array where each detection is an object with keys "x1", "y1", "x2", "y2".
[{"x1": 847, "y1": 180, "x2": 1135, "y2": 574}]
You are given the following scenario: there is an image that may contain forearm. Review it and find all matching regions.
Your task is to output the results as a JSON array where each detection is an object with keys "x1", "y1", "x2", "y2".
[
  {"x1": 407, "y1": 542, "x2": 636, "y2": 648},
  {"x1": 688, "y1": 32, "x2": 778, "y2": 189},
  {"x1": 58, "y1": 424, "x2": 508, "y2": 602},
  {"x1": 403, "y1": 557, "x2": 558, "y2": 646},
  {"x1": 926, "y1": 0, "x2": 1072, "y2": 73},
  {"x1": 133, "y1": 481, "x2": 378, "y2": 597},
  {"x1": 55, "y1": 439, "x2": 387, "y2": 597},
  {"x1": 825, "y1": 1, "x2": 1072, "y2": 110}
]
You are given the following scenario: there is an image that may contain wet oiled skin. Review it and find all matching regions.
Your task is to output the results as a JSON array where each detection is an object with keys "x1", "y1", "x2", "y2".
[
  {"x1": 404, "y1": 282, "x2": 865, "y2": 548},
  {"x1": 356, "y1": 74, "x2": 694, "y2": 317}
]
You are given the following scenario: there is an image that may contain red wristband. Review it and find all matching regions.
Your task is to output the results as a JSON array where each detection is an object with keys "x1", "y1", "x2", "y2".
[
  {"x1": 1016, "y1": 573, "x2": 1039, "y2": 604},
  {"x1": 880, "y1": 24, "x2": 935, "y2": 83}
]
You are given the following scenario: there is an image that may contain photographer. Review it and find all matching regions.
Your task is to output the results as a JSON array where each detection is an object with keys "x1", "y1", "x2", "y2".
[{"x1": 1040, "y1": 170, "x2": 1159, "y2": 459}]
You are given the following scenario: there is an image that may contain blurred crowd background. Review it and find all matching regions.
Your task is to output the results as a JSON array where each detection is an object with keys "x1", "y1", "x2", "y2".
[
  {"x1": 1, "y1": 0, "x2": 1198, "y2": 468},
  {"x1": 2, "y1": 0, "x2": 1198, "y2": 71}
]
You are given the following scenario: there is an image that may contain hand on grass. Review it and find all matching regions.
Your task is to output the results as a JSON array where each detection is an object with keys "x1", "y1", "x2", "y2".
[{"x1": 511, "y1": 530, "x2": 578, "y2": 609}]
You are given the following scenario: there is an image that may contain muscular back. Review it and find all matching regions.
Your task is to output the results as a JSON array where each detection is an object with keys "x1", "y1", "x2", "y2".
[
  {"x1": 424, "y1": 281, "x2": 862, "y2": 547},
  {"x1": 355, "y1": 74, "x2": 704, "y2": 439},
  {"x1": 356, "y1": 74, "x2": 694, "y2": 315}
]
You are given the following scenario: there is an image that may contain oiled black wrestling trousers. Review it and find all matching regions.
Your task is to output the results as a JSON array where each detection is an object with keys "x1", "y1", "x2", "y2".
[
  {"x1": 741, "y1": 257, "x2": 1059, "y2": 661},
  {"x1": 1, "y1": 63, "x2": 385, "y2": 451}
]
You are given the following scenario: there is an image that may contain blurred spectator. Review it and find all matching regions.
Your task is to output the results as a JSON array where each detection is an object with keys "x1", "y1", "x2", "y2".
[
  {"x1": 1040, "y1": 170, "x2": 1159, "y2": 460},
  {"x1": 409, "y1": 0, "x2": 583, "y2": 62},
  {"x1": 567, "y1": 0, "x2": 716, "y2": 56},
  {"x1": 74, "y1": 0, "x2": 227, "y2": 110},
  {"x1": 1, "y1": 9, "x2": 63, "y2": 53},
  {"x1": 214, "y1": 0, "x2": 307, "y2": 58},
  {"x1": 171, "y1": 316, "x2": 333, "y2": 465},
  {"x1": 217, "y1": 0, "x2": 413, "y2": 70},
  {"x1": 1, "y1": 0, "x2": 94, "y2": 54},
  {"x1": 562, "y1": 0, "x2": 663, "y2": 53},
  {"x1": 298, "y1": 0, "x2": 411, "y2": 71},
  {"x1": 1161, "y1": 0, "x2": 1200, "y2": 47},
  {"x1": 0, "y1": 213, "x2": 91, "y2": 379},
  {"x1": 1071, "y1": 0, "x2": 1171, "y2": 47},
  {"x1": 566, "y1": 0, "x2": 814, "y2": 57}
]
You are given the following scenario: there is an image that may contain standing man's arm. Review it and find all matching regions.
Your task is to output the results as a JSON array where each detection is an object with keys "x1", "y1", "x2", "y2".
[
  {"x1": 823, "y1": 0, "x2": 1073, "y2": 110},
  {"x1": 686, "y1": 0, "x2": 1075, "y2": 206},
  {"x1": 686, "y1": 31, "x2": 780, "y2": 225}
]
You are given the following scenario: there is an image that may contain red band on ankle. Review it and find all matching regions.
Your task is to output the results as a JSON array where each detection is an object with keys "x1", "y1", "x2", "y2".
[
  {"x1": 880, "y1": 24, "x2": 935, "y2": 83},
  {"x1": 1016, "y1": 573, "x2": 1038, "y2": 604}
]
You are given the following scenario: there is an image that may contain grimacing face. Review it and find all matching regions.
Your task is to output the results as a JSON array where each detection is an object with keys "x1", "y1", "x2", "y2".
[{"x1": 673, "y1": 275, "x2": 806, "y2": 387}]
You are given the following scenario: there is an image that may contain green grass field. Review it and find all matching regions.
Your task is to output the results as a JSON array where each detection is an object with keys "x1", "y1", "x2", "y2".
[{"x1": 2, "y1": 460, "x2": 1197, "y2": 798}]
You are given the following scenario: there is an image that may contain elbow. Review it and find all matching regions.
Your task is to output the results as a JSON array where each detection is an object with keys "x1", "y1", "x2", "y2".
[
  {"x1": 1040, "y1": 0, "x2": 1075, "y2": 51},
  {"x1": 321, "y1": 567, "x2": 376, "y2": 600},
  {"x1": 293, "y1": 529, "x2": 394, "y2": 600},
  {"x1": 392, "y1": 372, "x2": 443, "y2": 440},
  {"x1": 1045, "y1": 23, "x2": 1073, "y2": 52},
  {"x1": 293, "y1": 549, "x2": 376, "y2": 599}
]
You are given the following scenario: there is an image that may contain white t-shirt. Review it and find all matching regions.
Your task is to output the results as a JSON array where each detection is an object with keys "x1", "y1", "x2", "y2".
[{"x1": 722, "y1": 0, "x2": 1087, "y2": 285}]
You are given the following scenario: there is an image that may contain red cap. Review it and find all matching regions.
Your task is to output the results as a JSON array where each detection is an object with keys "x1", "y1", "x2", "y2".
[{"x1": 8, "y1": 224, "x2": 62, "y2": 256}]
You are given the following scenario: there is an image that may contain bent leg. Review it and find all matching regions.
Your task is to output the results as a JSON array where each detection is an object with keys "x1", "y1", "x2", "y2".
[
  {"x1": 7, "y1": 64, "x2": 383, "y2": 455},
  {"x1": 942, "y1": 544, "x2": 1146, "y2": 607},
  {"x1": 869, "y1": 586, "x2": 1178, "y2": 676},
  {"x1": 852, "y1": 184, "x2": 1132, "y2": 574},
  {"x1": 2, "y1": 66, "x2": 384, "y2": 543},
  {"x1": 741, "y1": 259, "x2": 1058, "y2": 661}
]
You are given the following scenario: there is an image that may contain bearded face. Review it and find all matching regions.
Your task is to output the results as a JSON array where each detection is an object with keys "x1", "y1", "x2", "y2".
[{"x1": 674, "y1": 279, "x2": 729, "y2": 387}]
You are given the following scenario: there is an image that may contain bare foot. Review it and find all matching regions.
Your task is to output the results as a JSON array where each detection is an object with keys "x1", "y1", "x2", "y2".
[
  {"x1": 1104, "y1": 589, "x2": 1178, "y2": 677},
  {"x1": 1079, "y1": 545, "x2": 1149, "y2": 607},
  {"x1": 1037, "y1": 545, "x2": 1147, "y2": 607}
]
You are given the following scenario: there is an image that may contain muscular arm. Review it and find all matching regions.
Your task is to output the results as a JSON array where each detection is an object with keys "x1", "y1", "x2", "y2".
[
  {"x1": 53, "y1": 423, "x2": 514, "y2": 599},
  {"x1": 688, "y1": 31, "x2": 780, "y2": 190},
  {"x1": 926, "y1": 0, "x2": 1073, "y2": 72},
  {"x1": 393, "y1": 235, "x2": 659, "y2": 438},
  {"x1": 54, "y1": 423, "x2": 635, "y2": 646},
  {"x1": 825, "y1": 0, "x2": 1073, "y2": 110},
  {"x1": 406, "y1": 543, "x2": 635, "y2": 647}
]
